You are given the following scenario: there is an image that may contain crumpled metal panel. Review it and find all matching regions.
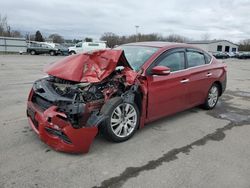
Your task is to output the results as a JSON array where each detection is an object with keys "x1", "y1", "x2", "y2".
[{"x1": 44, "y1": 49, "x2": 131, "y2": 83}]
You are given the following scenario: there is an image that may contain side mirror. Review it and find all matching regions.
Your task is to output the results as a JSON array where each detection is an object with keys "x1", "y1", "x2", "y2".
[{"x1": 151, "y1": 66, "x2": 170, "y2": 75}]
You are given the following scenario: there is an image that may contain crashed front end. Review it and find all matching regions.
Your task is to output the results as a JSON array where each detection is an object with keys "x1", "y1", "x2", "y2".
[{"x1": 27, "y1": 50, "x2": 140, "y2": 153}]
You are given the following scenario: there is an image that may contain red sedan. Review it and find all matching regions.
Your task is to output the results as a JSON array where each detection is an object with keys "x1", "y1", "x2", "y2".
[{"x1": 27, "y1": 42, "x2": 227, "y2": 153}]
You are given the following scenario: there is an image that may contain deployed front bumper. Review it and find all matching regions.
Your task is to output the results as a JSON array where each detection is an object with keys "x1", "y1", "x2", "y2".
[{"x1": 27, "y1": 98, "x2": 98, "y2": 154}]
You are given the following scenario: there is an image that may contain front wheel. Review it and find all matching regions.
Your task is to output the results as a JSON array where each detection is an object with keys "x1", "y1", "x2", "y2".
[
  {"x1": 100, "y1": 97, "x2": 139, "y2": 142},
  {"x1": 69, "y1": 51, "x2": 76, "y2": 55},
  {"x1": 49, "y1": 51, "x2": 55, "y2": 56},
  {"x1": 202, "y1": 83, "x2": 220, "y2": 110}
]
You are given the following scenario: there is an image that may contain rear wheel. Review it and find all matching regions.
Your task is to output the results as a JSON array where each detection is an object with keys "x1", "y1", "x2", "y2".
[
  {"x1": 100, "y1": 97, "x2": 139, "y2": 142},
  {"x1": 202, "y1": 83, "x2": 220, "y2": 110}
]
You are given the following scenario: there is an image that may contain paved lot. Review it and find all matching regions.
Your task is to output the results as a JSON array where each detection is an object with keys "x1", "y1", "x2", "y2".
[{"x1": 0, "y1": 55, "x2": 250, "y2": 188}]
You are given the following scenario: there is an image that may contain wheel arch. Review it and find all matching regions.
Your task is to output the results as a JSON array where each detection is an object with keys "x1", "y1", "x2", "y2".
[
  {"x1": 133, "y1": 90, "x2": 143, "y2": 113},
  {"x1": 69, "y1": 50, "x2": 76, "y2": 54},
  {"x1": 213, "y1": 81, "x2": 222, "y2": 96}
]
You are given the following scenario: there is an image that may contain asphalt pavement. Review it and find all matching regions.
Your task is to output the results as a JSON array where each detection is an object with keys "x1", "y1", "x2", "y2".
[{"x1": 0, "y1": 55, "x2": 250, "y2": 188}]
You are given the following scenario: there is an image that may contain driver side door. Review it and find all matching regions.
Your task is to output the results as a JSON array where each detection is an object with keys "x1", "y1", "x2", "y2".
[{"x1": 146, "y1": 48, "x2": 190, "y2": 122}]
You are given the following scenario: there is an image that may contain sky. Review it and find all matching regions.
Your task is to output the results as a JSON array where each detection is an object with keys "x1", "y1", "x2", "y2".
[{"x1": 1, "y1": 0, "x2": 250, "y2": 42}]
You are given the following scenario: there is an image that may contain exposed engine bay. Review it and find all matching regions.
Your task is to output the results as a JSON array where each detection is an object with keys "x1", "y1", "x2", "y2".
[
  {"x1": 49, "y1": 69, "x2": 126, "y2": 102},
  {"x1": 27, "y1": 49, "x2": 147, "y2": 153},
  {"x1": 31, "y1": 67, "x2": 139, "y2": 129}
]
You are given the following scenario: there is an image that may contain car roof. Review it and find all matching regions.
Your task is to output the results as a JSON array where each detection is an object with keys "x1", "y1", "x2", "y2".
[{"x1": 123, "y1": 41, "x2": 194, "y2": 49}]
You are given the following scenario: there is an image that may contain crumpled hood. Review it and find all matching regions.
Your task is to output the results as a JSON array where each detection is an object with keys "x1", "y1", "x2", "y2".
[{"x1": 44, "y1": 49, "x2": 132, "y2": 83}]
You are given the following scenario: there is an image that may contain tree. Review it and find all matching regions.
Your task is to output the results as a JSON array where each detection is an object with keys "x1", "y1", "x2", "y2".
[
  {"x1": 163, "y1": 34, "x2": 188, "y2": 43},
  {"x1": 85, "y1": 37, "x2": 93, "y2": 42},
  {"x1": 11, "y1": 30, "x2": 22, "y2": 38},
  {"x1": 35, "y1": 30, "x2": 44, "y2": 42},
  {"x1": 48, "y1": 33, "x2": 64, "y2": 43},
  {"x1": 73, "y1": 39, "x2": 81, "y2": 44},
  {"x1": 100, "y1": 32, "x2": 119, "y2": 47},
  {"x1": 0, "y1": 14, "x2": 9, "y2": 36},
  {"x1": 100, "y1": 32, "x2": 190, "y2": 47},
  {"x1": 239, "y1": 39, "x2": 250, "y2": 51},
  {"x1": 0, "y1": 14, "x2": 23, "y2": 37}
]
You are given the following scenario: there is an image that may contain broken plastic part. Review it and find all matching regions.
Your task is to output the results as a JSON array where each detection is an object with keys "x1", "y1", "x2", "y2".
[{"x1": 86, "y1": 111, "x2": 107, "y2": 127}]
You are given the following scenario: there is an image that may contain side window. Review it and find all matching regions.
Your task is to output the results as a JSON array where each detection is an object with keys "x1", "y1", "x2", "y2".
[
  {"x1": 204, "y1": 52, "x2": 212, "y2": 64},
  {"x1": 157, "y1": 52, "x2": 185, "y2": 72},
  {"x1": 186, "y1": 51, "x2": 206, "y2": 68},
  {"x1": 76, "y1": 43, "x2": 82, "y2": 48}
]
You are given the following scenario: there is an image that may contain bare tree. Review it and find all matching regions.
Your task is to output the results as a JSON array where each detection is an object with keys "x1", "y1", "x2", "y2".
[
  {"x1": 239, "y1": 39, "x2": 250, "y2": 51},
  {"x1": 49, "y1": 33, "x2": 64, "y2": 43},
  {"x1": 0, "y1": 14, "x2": 9, "y2": 36},
  {"x1": 11, "y1": 30, "x2": 22, "y2": 37},
  {"x1": 100, "y1": 32, "x2": 119, "y2": 47},
  {"x1": 163, "y1": 34, "x2": 188, "y2": 43},
  {"x1": 0, "y1": 14, "x2": 23, "y2": 37}
]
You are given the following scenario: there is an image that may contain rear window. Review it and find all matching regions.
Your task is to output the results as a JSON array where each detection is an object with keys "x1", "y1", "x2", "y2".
[{"x1": 187, "y1": 51, "x2": 206, "y2": 68}]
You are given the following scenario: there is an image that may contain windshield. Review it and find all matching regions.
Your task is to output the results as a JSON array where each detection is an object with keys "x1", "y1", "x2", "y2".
[{"x1": 116, "y1": 45, "x2": 158, "y2": 71}]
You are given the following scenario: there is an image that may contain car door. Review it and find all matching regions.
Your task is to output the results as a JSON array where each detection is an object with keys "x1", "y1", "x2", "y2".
[
  {"x1": 185, "y1": 49, "x2": 214, "y2": 107},
  {"x1": 88, "y1": 43, "x2": 98, "y2": 51},
  {"x1": 41, "y1": 44, "x2": 49, "y2": 54},
  {"x1": 36, "y1": 44, "x2": 43, "y2": 54},
  {"x1": 146, "y1": 49, "x2": 190, "y2": 122}
]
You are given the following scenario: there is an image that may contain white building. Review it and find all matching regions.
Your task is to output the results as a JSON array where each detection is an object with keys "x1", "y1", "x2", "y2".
[{"x1": 188, "y1": 40, "x2": 238, "y2": 53}]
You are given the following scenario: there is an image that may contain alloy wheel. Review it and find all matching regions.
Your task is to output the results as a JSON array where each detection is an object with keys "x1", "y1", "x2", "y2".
[
  {"x1": 208, "y1": 86, "x2": 219, "y2": 108},
  {"x1": 110, "y1": 103, "x2": 137, "y2": 138}
]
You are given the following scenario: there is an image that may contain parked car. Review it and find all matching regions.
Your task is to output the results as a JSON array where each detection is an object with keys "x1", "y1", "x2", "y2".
[
  {"x1": 26, "y1": 42, "x2": 227, "y2": 153},
  {"x1": 226, "y1": 52, "x2": 236, "y2": 58},
  {"x1": 212, "y1": 52, "x2": 229, "y2": 59},
  {"x1": 27, "y1": 43, "x2": 59, "y2": 56},
  {"x1": 236, "y1": 52, "x2": 250, "y2": 59},
  {"x1": 46, "y1": 43, "x2": 69, "y2": 56},
  {"x1": 68, "y1": 41, "x2": 106, "y2": 55}
]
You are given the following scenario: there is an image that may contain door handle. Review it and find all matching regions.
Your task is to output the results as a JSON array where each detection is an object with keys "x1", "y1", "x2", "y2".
[
  {"x1": 180, "y1": 79, "x2": 189, "y2": 83},
  {"x1": 206, "y1": 72, "x2": 212, "y2": 77}
]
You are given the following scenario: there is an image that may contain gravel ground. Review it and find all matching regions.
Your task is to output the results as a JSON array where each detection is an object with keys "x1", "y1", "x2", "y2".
[{"x1": 0, "y1": 55, "x2": 250, "y2": 188}]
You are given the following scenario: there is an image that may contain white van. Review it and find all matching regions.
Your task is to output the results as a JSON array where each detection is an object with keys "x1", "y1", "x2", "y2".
[{"x1": 68, "y1": 41, "x2": 107, "y2": 55}]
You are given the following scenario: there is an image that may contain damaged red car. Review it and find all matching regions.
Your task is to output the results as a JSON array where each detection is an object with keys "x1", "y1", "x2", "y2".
[{"x1": 27, "y1": 42, "x2": 227, "y2": 153}]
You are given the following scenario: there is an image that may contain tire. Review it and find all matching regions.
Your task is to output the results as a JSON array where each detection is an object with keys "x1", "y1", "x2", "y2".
[
  {"x1": 50, "y1": 51, "x2": 55, "y2": 56},
  {"x1": 30, "y1": 50, "x2": 36, "y2": 55},
  {"x1": 202, "y1": 83, "x2": 220, "y2": 110},
  {"x1": 100, "y1": 97, "x2": 140, "y2": 142},
  {"x1": 69, "y1": 51, "x2": 76, "y2": 55}
]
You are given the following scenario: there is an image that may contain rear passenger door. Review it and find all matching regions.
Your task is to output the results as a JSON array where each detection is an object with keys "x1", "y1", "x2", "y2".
[{"x1": 186, "y1": 49, "x2": 214, "y2": 107}]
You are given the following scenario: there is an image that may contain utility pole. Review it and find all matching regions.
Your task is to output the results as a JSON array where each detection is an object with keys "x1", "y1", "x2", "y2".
[{"x1": 135, "y1": 25, "x2": 139, "y2": 42}]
